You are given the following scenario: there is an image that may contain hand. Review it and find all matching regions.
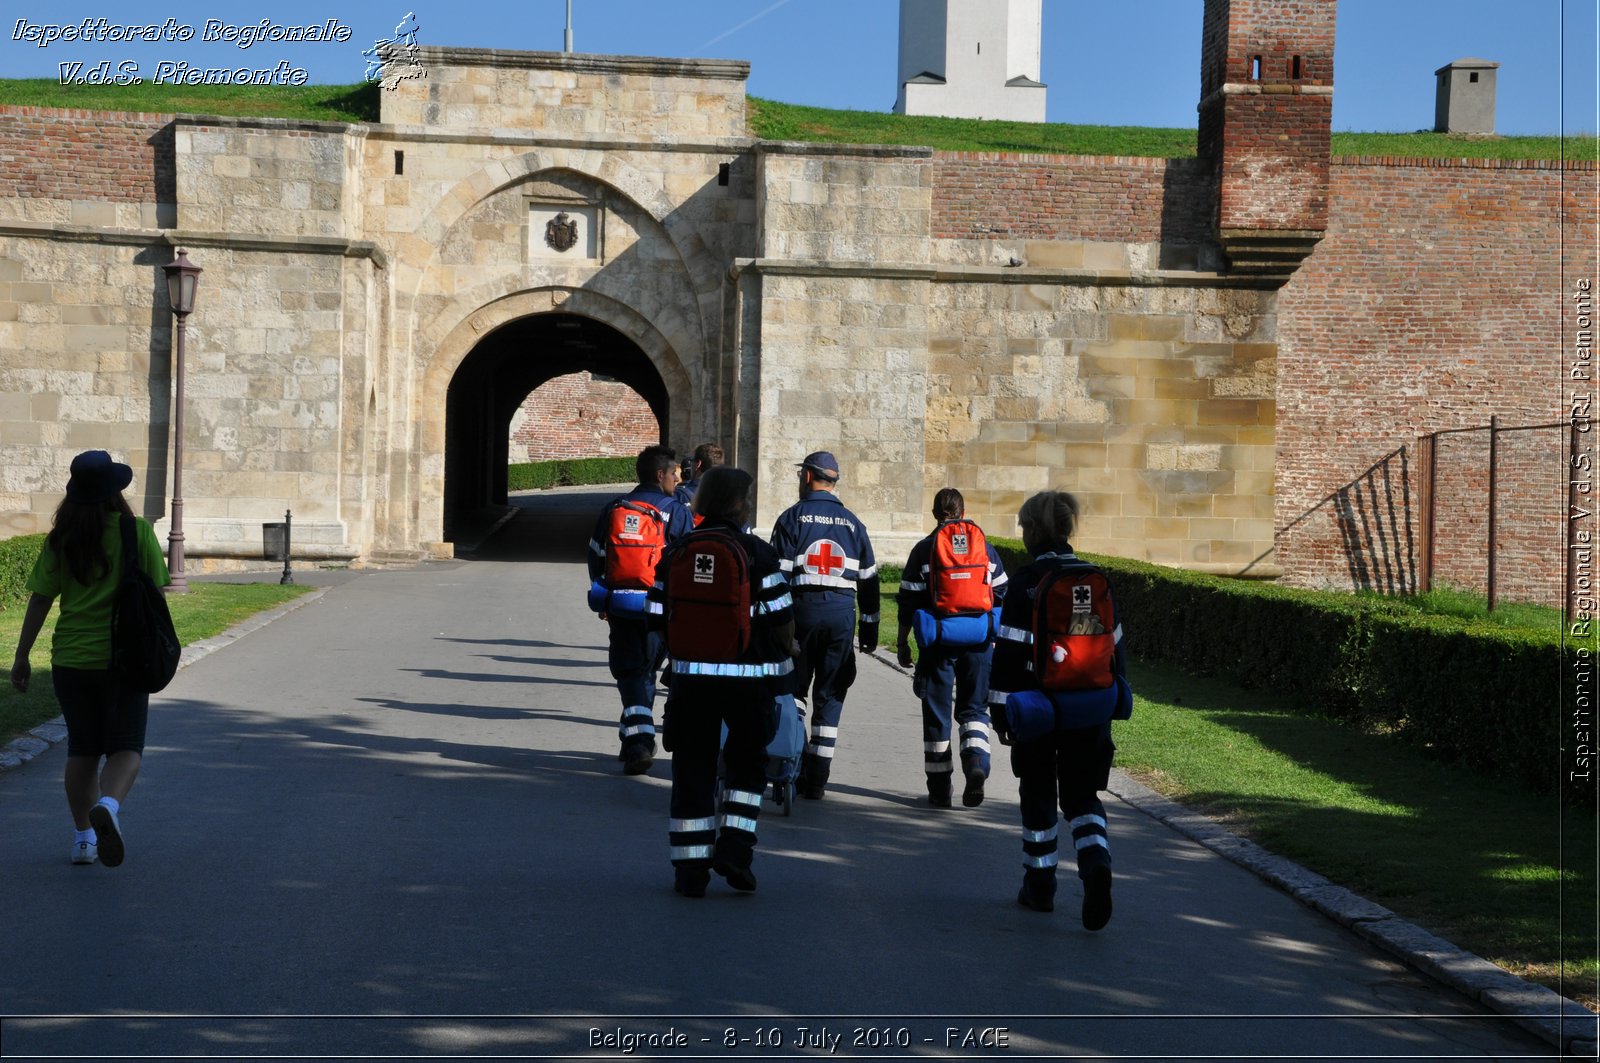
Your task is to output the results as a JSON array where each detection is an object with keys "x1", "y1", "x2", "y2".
[
  {"x1": 11, "y1": 656, "x2": 30, "y2": 693},
  {"x1": 858, "y1": 623, "x2": 878, "y2": 654},
  {"x1": 896, "y1": 643, "x2": 913, "y2": 669},
  {"x1": 598, "y1": 611, "x2": 609, "y2": 622}
]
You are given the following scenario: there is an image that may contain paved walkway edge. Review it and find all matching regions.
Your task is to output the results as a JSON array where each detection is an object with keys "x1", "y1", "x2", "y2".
[
  {"x1": 0, "y1": 587, "x2": 329, "y2": 775},
  {"x1": 863, "y1": 648, "x2": 1598, "y2": 1056}
]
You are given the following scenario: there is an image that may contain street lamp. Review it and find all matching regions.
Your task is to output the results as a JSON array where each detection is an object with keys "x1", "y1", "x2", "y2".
[{"x1": 161, "y1": 248, "x2": 201, "y2": 594}]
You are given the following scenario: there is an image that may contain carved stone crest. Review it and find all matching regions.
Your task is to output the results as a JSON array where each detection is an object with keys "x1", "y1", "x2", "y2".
[{"x1": 544, "y1": 212, "x2": 579, "y2": 253}]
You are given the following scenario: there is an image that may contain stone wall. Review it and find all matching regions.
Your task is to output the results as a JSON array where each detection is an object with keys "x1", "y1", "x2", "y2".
[
  {"x1": 384, "y1": 47, "x2": 750, "y2": 141},
  {"x1": 509, "y1": 373, "x2": 659, "y2": 462}
]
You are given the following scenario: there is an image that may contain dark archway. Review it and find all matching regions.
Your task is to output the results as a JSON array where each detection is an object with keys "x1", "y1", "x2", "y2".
[{"x1": 444, "y1": 312, "x2": 667, "y2": 541}]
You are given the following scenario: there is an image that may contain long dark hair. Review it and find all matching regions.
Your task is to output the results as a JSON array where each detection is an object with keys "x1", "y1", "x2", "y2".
[{"x1": 46, "y1": 494, "x2": 133, "y2": 586}]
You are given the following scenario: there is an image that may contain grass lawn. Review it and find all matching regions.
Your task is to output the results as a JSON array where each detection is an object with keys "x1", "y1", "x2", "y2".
[
  {"x1": 1, "y1": 582, "x2": 314, "y2": 743},
  {"x1": 880, "y1": 579, "x2": 1596, "y2": 1007},
  {"x1": 0, "y1": 79, "x2": 1592, "y2": 161}
]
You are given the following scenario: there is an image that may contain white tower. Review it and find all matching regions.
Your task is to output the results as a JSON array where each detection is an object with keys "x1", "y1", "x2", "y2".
[{"x1": 895, "y1": 0, "x2": 1046, "y2": 122}]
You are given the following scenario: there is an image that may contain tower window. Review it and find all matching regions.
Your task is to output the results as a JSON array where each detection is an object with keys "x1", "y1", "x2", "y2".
[
  {"x1": 718, "y1": 162, "x2": 730, "y2": 186},
  {"x1": 394, "y1": 150, "x2": 404, "y2": 175},
  {"x1": 1469, "y1": 71, "x2": 1479, "y2": 83},
  {"x1": 1250, "y1": 55, "x2": 1262, "y2": 80},
  {"x1": 1291, "y1": 55, "x2": 1302, "y2": 79}
]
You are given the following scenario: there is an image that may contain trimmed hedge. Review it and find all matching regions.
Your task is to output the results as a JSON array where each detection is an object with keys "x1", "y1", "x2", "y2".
[
  {"x1": 508, "y1": 457, "x2": 636, "y2": 492},
  {"x1": 988, "y1": 537, "x2": 1581, "y2": 801},
  {"x1": 0, "y1": 533, "x2": 44, "y2": 610}
]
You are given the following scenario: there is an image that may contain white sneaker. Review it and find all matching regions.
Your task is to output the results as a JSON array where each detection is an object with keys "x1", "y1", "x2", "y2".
[
  {"x1": 71, "y1": 839, "x2": 98, "y2": 865},
  {"x1": 88, "y1": 803, "x2": 123, "y2": 868}
]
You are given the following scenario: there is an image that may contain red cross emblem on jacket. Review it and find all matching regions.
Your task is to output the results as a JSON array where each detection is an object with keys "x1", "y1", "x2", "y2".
[{"x1": 806, "y1": 539, "x2": 846, "y2": 577}]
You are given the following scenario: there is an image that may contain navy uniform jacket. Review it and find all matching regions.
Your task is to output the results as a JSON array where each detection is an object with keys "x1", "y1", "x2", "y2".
[
  {"x1": 896, "y1": 521, "x2": 1010, "y2": 621},
  {"x1": 588, "y1": 484, "x2": 695, "y2": 586},
  {"x1": 987, "y1": 549, "x2": 1129, "y2": 730},
  {"x1": 673, "y1": 479, "x2": 700, "y2": 509},
  {"x1": 769, "y1": 490, "x2": 881, "y2": 631},
  {"x1": 647, "y1": 519, "x2": 797, "y2": 696}
]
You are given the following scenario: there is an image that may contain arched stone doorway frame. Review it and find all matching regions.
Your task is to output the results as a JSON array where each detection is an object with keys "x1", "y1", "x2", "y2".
[
  {"x1": 414, "y1": 286, "x2": 693, "y2": 548},
  {"x1": 392, "y1": 148, "x2": 732, "y2": 554}
]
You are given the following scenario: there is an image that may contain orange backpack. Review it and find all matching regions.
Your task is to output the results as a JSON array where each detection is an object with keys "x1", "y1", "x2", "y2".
[
  {"x1": 1032, "y1": 564, "x2": 1116, "y2": 692},
  {"x1": 603, "y1": 499, "x2": 667, "y2": 590},
  {"x1": 930, "y1": 519, "x2": 994, "y2": 617}
]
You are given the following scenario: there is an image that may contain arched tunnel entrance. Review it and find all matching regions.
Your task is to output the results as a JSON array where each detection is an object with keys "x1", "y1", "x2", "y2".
[{"x1": 443, "y1": 311, "x2": 668, "y2": 543}]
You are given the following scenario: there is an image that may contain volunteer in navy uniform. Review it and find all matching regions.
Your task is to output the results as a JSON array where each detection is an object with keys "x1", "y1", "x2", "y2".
[
  {"x1": 895, "y1": 488, "x2": 1007, "y2": 808},
  {"x1": 586, "y1": 444, "x2": 694, "y2": 775},
  {"x1": 648, "y1": 466, "x2": 795, "y2": 897},
  {"x1": 988, "y1": 490, "x2": 1131, "y2": 931},
  {"x1": 673, "y1": 442, "x2": 723, "y2": 510},
  {"x1": 769, "y1": 451, "x2": 880, "y2": 799}
]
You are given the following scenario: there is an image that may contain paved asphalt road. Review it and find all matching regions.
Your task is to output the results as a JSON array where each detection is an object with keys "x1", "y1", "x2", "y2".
[{"x1": 0, "y1": 488, "x2": 1566, "y2": 1059}]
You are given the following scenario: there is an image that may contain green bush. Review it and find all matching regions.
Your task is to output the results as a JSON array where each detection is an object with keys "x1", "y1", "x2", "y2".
[
  {"x1": 987, "y1": 536, "x2": 1582, "y2": 801},
  {"x1": 0, "y1": 534, "x2": 44, "y2": 610},
  {"x1": 508, "y1": 457, "x2": 636, "y2": 491}
]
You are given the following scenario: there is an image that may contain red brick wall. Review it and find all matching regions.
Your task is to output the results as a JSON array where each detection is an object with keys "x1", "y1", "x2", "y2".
[
  {"x1": 510, "y1": 372, "x2": 659, "y2": 462},
  {"x1": 932, "y1": 153, "x2": 1212, "y2": 243},
  {"x1": 1276, "y1": 157, "x2": 1598, "y2": 605},
  {"x1": 0, "y1": 106, "x2": 173, "y2": 202}
]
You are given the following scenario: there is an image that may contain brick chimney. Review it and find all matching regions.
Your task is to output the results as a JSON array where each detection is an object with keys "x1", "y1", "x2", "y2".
[{"x1": 1198, "y1": 0, "x2": 1335, "y2": 282}]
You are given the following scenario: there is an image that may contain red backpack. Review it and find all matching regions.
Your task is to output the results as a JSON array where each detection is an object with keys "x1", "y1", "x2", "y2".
[
  {"x1": 930, "y1": 519, "x2": 994, "y2": 617},
  {"x1": 603, "y1": 499, "x2": 667, "y2": 590},
  {"x1": 1032, "y1": 563, "x2": 1116, "y2": 691},
  {"x1": 665, "y1": 529, "x2": 752, "y2": 664}
]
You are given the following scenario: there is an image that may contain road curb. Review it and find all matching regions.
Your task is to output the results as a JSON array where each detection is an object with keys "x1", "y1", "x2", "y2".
[
  {"x1": 860, "y1": 647, "x2": 1598, "y2": 1055},
  {"x1": 1, "y1": 586, "x2": 330, "y2": 776}
]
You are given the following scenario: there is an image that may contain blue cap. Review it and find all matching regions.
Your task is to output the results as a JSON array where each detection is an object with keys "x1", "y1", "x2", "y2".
[{"x1": 797, "y1": 451, "x2": 840, "y2": 482}]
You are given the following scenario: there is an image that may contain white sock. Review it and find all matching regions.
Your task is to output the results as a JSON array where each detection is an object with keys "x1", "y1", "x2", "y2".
[
  {"x1": 75, "y1": 828, "x2": 96, "y2": 844},
  {"x1": 96, "y1": 796, "x2": 120, "y2": 815}
]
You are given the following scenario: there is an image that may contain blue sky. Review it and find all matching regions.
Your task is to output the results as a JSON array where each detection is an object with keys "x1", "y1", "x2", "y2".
[{"x1": 4, "y1": 2, "x2": 1596, "y2": 134}]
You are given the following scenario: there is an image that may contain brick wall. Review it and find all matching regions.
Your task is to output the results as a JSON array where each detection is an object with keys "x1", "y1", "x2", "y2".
[
  {"x1": 932, "y1": 153, "x2": 1212, "y2": 244},
  {"x1": 1276, "y1": 157, "x2": 1598, "y2": 605},
  {"x1": 0, "y1": 107, "x2": 173, "y2": 203},
  {"x1": 508, "y1": 372, "x2": 659, "y2": 462}
]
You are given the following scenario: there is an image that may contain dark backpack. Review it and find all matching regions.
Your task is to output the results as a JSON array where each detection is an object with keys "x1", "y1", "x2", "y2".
[
  {"x1": 1031, "y1": 561, "x2": 1116, "y2": 693},
  {"x1": 664, "y1": 528, "x2": 751, "y2": 665},
  {"x1": 603, "y1": 499, "x2": 667, "y2": 590},
  {"x1": 112, "y1": 515, "x2": 180, "y2": 694},
  {"x1": 929, "y1": 518, "x2": 993, "y2": 617}
]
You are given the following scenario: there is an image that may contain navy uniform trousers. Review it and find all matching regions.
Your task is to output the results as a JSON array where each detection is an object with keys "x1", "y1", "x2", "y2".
[
  {"x1": 792, "y1": 589, "x2": 857, "y2": 788},
  {"x1": 666, "y1": 682, "x2": 771, "y2": 874},
  {"x1": 1010, "y1": 721, "x2": 1114, "y2": 903},
  {"x1": 608, "y1": 617, "x2": 663, "y2": 758},
  {"x1": 915, "y1": 644, "x2": 993, "y2": 784}
]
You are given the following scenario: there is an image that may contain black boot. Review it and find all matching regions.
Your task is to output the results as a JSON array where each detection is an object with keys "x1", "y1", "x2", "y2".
[
  {"x1": 1081, "y1": 863, "x2": 1113, "y2": 931},
  {"x1": 927, "y1": 775, "x2": 953, "y2": 808},
  {"x1": 1016, "y1": 868, "x2": 1056, "y2": 912}
]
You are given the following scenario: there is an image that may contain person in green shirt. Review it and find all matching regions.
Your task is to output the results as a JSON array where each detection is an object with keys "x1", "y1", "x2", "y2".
[{"x1": 10, "y1": 450, "x2": 170, "y2": 868}]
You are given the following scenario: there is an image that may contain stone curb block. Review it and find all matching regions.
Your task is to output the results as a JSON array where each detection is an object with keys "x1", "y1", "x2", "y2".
[
  {"x1": 1105, "y1": 770, "x2": 1597, "y2": 1055},
  {"x1": 0, "y1": 587, "x2": 329, "y2": 774}
]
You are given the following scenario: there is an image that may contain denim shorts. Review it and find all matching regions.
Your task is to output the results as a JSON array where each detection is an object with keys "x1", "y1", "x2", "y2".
[{"x1": 51, "y1": 666, "x2": 149, "y2": 758}]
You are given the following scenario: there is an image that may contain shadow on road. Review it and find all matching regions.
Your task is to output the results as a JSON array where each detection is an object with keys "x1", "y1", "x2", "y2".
[{"x1": 454, "y1": 486, "x2": 623, "y2": 564}]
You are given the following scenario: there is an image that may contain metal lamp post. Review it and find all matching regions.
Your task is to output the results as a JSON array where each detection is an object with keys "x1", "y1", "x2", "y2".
[{"x1": 161, "y1": 248, "x2": 201, "y2": 594}]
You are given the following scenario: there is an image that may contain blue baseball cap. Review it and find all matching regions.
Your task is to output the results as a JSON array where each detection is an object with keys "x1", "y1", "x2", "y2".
[{"x1": 796, "y1": 451, "x2": 840, "y2": 482}]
